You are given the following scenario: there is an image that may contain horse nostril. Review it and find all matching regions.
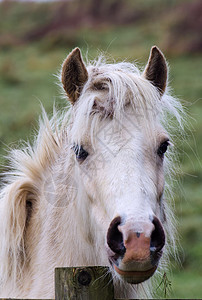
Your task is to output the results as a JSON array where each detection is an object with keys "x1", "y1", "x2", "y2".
[
  {"x1": 107, "y1": 216, "x2": 126, "y2": 255},
  {"x1": 150, "y1": 216, "x2": 165, "y2": 253}
]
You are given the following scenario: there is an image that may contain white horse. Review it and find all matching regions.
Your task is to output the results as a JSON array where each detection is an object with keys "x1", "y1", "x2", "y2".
[{"x1": 0, "y1": 46, "x2": 183, "y2": 299}]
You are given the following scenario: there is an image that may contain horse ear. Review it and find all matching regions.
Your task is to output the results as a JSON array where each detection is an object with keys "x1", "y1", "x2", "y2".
[
  {"x1": 143, "y1": 46, "x2": 167, "y2": 95},
  {"x1": 61, "y1": 48, "x2": 88, "y2": 104}
]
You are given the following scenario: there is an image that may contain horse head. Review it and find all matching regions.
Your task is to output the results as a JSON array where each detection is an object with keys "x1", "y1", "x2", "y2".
[{"x1": 61, "y1": 47, "x2": 169, "y2": 285}]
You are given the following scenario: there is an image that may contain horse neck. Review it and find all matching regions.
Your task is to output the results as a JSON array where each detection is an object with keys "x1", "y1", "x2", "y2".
[{"x1": 34, "y1": 156, "x2": 102, "y2": 267}]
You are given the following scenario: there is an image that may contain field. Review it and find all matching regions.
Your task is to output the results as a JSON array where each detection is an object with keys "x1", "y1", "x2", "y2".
[{"x1": 0, "y1": 0, "x2": 202, "y2": 298}]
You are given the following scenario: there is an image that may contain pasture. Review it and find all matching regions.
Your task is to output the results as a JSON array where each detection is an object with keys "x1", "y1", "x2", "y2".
[{"x1": 0, "y1": 0, "x2": 202, "y2": 298}]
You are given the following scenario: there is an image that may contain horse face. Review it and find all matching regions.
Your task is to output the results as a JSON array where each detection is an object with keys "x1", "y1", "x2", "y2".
[
  {"x1": 72, "y1": 108, "x2": 168, "y2": 283},
  {"x1": 62, "y1": 46, "x2": 169, "y2": 284}
]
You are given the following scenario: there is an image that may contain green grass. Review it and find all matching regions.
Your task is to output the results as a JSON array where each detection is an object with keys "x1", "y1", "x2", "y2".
[
  {"x1": 171, "y1": 269, "x2": 202, "y2": 298},
  {"x1": 0, "y1": 46, "x2": 67, "y2": 157}
]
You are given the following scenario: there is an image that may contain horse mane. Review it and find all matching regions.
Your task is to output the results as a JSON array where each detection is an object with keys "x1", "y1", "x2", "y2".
[{"x1": 0, "y1": 56, "x2": 185, "y2": 297}]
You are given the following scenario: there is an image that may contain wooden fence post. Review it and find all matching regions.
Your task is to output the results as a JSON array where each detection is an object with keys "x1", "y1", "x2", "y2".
[{"x1": 55, "y1": 266, "x2": 114, "y2": 300}]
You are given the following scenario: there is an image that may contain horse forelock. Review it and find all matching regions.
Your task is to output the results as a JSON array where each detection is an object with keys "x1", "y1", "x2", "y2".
[{"x1": 70, "y1": 59, "x2": 184, "y2": 149}]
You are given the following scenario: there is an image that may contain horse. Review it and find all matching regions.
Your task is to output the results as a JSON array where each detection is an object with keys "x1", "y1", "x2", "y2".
[{"x1": 0, "y1": 46, "x2": 184, "y2": 299}]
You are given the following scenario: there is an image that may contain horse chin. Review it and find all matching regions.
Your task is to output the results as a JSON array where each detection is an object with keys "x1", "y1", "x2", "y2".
[{"x1": 113, "y1": 264, "x2": 157, "y2": 284}]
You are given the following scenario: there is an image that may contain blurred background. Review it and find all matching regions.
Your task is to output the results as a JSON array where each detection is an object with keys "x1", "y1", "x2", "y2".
[{"x1": 0, "y1": 0, "x2": 201, "y2": 298}]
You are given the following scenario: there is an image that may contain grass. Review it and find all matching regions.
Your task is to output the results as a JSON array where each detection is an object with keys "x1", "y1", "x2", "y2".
[
  {"x1": 0, "y1": 46, "x2": 66, "y2": 155},
  {"x1": 171, "y1": 269, "x2": 202, "y2": 298},
  {"x1": 0, "y1": 1, "x2": 202, "y2": 298}
]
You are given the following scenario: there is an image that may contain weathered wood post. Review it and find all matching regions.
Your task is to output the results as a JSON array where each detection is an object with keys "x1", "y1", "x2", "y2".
[{"x1": 55, "y1": 266, "x2": 114, "y2": 300}]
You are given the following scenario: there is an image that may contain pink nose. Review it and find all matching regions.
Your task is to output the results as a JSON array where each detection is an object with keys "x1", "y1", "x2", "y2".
[
  {"x1": 107, "y1": 216, "x2": 165, "y2": 283},
  {"x1": 122, "y1": 231, "x2": 151, "y2": 263},
  {"x1": 107, "y1": 216, "x2": 165, "y2": 265}
]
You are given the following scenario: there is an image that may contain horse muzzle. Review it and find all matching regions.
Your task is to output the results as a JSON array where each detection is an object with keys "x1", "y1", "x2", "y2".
[{"x1": 107, "y1": 216, "x2": 165, "y2": 284}]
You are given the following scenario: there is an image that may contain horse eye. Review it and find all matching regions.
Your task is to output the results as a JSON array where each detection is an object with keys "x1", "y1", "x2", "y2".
[
  {"x1": 94, "y1": 82, "x2": 108, "y2": 91},
  {"x1": 72, "y1": 144, "x2": 88, "y2": 161},
  {"x1": 157, "y1": 140, "x2": 169, "y2": 157}
]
